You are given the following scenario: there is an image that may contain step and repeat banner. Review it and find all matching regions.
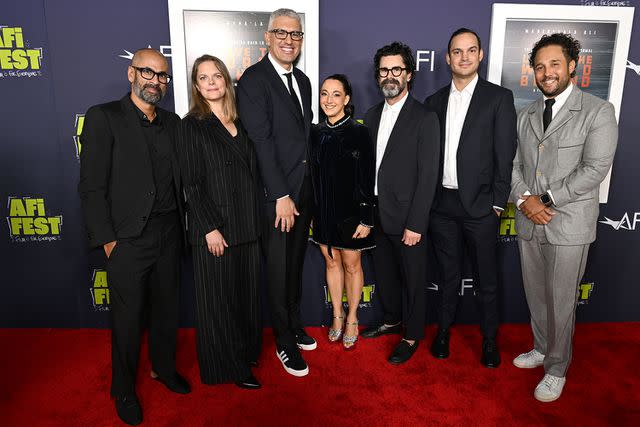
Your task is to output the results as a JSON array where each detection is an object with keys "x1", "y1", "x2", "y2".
[{"x1": 1, "y1": 0, "x2": 639, "y2": 328}]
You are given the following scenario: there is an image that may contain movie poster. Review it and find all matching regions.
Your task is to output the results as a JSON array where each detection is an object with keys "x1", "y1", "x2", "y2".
[
  {"x1": 500, "y1": 20, "x2": 617, "y2": 111},
  {"x1": 182, "y1": 10, "x2": 306, "y2": 92}
]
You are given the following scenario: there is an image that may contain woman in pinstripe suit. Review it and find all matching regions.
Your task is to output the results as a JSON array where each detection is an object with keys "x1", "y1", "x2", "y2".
[{"x1": 177, "y1": 55, "x2": 262, "y2": 389}]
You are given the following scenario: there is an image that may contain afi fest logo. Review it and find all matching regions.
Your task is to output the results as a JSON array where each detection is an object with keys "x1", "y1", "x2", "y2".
[
  {"x1": 578, "y1": 282, "x2": 594, "y2": 305},
  {"x1": 0, "y1": 26, "x2": 43, "y2": 78},
  {"x1": 6, "y1": 196, "x2": 62, "y2": 242},
  {"x1": 90, "y1": 269, "x2": 110, "y2": 311},
  {"x1": 74, "y1": 114, "x2": 85, "y2": 159},
  {"x1": 599, "y1": 212, "x2": 640, "y2": 231},
  {"x1": 627, "y1": 59, "x2": 640, "y2": 76},
  {"x1": 324, "y1": 285, "x2": 376, "y2": 308},
  {"x1": 499, "y1": 203, "x2": 518, "y2": 243},
  {"x1": 118, "y1": 44, "x2": 171, "y2": 60}
]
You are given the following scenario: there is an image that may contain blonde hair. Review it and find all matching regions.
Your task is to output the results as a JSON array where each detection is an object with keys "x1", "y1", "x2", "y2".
[{"x1": 188, "y1": 55, "x2": 237, "y2": 121}]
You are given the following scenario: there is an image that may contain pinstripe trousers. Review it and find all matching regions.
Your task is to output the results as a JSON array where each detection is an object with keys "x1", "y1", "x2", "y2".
[{"x1": 192, "y1": 240, "x2": 261, "y2": 384}]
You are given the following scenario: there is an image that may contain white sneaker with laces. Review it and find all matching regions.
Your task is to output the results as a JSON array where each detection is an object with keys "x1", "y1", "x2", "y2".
[
  {"x1": 534, "y1": 374, "x2": 566, "y2": 402},
  {"x1": 513, "y1": 349, "x2": 545, "y2": 369}
]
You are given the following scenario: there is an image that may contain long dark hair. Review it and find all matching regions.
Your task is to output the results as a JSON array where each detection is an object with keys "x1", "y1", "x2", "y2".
[{"x1": 322, "y1": 73, "x2": 355, "y2": 117}]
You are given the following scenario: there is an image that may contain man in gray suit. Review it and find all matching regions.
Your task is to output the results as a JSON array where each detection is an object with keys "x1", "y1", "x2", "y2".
[{"x1": 510, "y1": 33, "x2": 618, "y2": 402}]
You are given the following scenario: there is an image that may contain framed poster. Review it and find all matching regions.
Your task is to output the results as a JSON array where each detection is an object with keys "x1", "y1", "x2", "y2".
[
  {"x1": 168, "y1": 0, "x2": 319, "y2": 119},
  {"x1": 487, "y1": 4, "x2": 634, "y2": 202}
]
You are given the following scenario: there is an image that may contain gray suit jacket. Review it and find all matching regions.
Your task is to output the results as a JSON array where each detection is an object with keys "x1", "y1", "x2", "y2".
[{"x1": 510, "y1": 86, "x2": 618, "y2": 245}]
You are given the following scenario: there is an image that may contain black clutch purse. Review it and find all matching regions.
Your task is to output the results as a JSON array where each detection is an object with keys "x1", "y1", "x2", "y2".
[{"x1": 337, "y1": 216, "x2": 360, "y2": 242}]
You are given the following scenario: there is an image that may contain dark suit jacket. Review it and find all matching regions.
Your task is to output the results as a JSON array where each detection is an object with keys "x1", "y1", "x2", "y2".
[
  {"x1": 236, "y1": 54, "x2": 313, "y2": 205},
  {"x1": 78, "y1": 94, "x2": 183, "y2": 248},
  {"x1": 364, "y1": 95, "x2": 440, "y2": 235},
  {"x1": 176, "y1": 114, "x2": 260, "y2": 246},
  {"x1": 424, "y1": 77, "x2": 517, "y2": 217}
]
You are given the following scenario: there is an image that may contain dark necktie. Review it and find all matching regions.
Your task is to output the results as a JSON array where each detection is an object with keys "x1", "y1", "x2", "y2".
[
  {"x1": 285, "y1": 72, "x2": 302, "y2": 116},
  {"x1": 543, "y1": 98, "x2": 555, "y2": 132}
]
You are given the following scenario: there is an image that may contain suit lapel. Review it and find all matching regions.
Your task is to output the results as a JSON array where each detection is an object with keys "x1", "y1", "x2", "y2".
[
  {"x1": 262, "y1": 55, "x2": 304, "y2": 122},
  {"x1": 528, "y1": 98, "x2": 545, "y2": 142},
  {"x1": 543, "y1": 87, "x2": 582, "y2": 141},
  {"x1": 120, "y1": 96, "x2": 152, "y2": 166},
  {"x1": 458, "y1": 79, "x2": 483, "y2": 149},
  {"x1": 380, "y1": 96, "x2": 414, "y2": 166}
]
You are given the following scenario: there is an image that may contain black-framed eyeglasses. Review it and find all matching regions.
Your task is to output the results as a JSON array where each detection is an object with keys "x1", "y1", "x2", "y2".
[
  {"x1": 377, "y1": 67, "x2": 407, "y2": 78},
  {"x1": 131, "y1": 66, "x2": 172, "y2": 84},
  {"x1": 269, "y1": 28, "x2": 304, "y2": 41}
]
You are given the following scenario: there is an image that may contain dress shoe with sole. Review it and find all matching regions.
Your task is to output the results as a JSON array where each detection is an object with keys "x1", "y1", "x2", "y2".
[
  {"x1": 361, "y1": 323, "x2": 402, "y2": 339},
  {"x1": 388, "y1": 340, "x2": 419, "y2": 364},
  {"x1": 115, "y1": 394, "x2": 142, "y2": 426},
  {"x1": 235, "y1": 374, "x2": 261, "y2": 389},
  {"x1": 151, "y1": 371, "x2": 191, "y2": 394},
  {"x1": 481, "y1": 338, "x2": 501, "y2": 368},
  {"x1": 430, "y1": 328, "x2": 450, "y2": 359}
]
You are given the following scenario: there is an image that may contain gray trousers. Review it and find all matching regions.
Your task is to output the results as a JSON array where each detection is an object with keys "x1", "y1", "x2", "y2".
[{"x1": 518, "y1": 225, "x2": 590, "y2": 377}]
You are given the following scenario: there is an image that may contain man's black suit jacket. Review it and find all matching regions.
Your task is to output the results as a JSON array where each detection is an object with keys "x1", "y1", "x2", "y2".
[
  {"x1": 176, "y1": 115, "x2": 260, "y2": 247},
  {"x1": 424, "y1": 77, "x2": 517, "y2": 217},
  {"x1": 78, "y1": 94, "x2": 183, "y2": 248},
  {"x1": 236, "y1": 54, "x2": 313, "y2": 205},
  {"x1": 364, "y1": 95, "x2": 440, "y2": 235}
]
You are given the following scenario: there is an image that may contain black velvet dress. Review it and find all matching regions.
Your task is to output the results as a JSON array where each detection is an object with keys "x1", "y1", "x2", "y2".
[{"x1": 310, "y1": 116, "x2": 375, "y2": 251}]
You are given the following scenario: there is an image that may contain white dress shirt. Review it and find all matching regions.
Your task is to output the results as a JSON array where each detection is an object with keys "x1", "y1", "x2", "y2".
[
  {"x1": 443, "y1": 74, "x2": 478, "y2": 189},
  {"x1": 268, "y1": 53, "x2": 304, "y2": 116},
  {"x1": 375, "y1": 92, "x2": 409, "y2": 195},
  {"x1": 516, "y1": 84, "x2": 574, "y2": 208}
]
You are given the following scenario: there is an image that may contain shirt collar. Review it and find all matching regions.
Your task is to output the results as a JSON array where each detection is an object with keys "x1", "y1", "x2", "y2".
[
  {"x1": 544, "y1": 83, "x2": 573, "y2": 106},
  {"x1": 450, "y1": 73, "x2": 479, "y2": 96},
  {"x1": 383, "y1": 91, "x2": 409, "y2": 113},
  {"x1": 267, "y1": 53, "x2": 294, "y2": 76},
  {"x1": 127, "y1": 94, "x2": 161, "y2": 125}
]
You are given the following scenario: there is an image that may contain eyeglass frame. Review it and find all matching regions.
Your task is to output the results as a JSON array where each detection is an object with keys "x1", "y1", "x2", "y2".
[
  {"x1": 268, "y1": 28, "x2": 304, "y2": 41},
  {"x1": 377, "y1": 67, "x2": 408, "y2": 78},
  {"x1": 130, "y1": 66, "x2": 173, "y2": 84}
]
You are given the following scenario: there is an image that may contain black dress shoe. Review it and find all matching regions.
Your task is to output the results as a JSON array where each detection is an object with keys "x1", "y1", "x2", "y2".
[
  {"x1": 235, "y1": 374, "x2": 261, "y2": 389},
  {"x1": 361, "y1": 323, "x2": 402, "y2": 339},
  {"x1": 481, "y1": 338, "x2": 501, "y2": 368},
  {"x1": 248, "y1": 361, "x2": 259, "y2": 368},
  {"x1": 430, "y1": 328, "x2": 450, "y2": 359},
  {"x1": 151, "y1": 372, "x2": 191, "y2": 394},
  {"x1": 388, "y1": 340, "x2": 419, "y2": 364},
  {"x1": 115, "y1": 395, "x2": 142, "y2": 426}
]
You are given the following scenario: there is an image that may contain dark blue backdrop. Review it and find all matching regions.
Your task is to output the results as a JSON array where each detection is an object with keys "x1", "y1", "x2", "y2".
[{"x1": 1, "y1": 0, "x2": 638, "y2": 328}]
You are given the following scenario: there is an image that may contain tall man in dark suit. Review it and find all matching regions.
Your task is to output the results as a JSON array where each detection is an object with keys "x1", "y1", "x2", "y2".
[
  {"x1": 361, "y1": 42, "x2": 440, "y2": 364},
  {"x1": 424, "y1": 28, "x2": 517, "y2": 368},
  {"x1": 237, "y1": 8, "x2": 315, "y2": 377},
  {"x1": 79, "y1": 48, "x2": 190, "y2": 425}
]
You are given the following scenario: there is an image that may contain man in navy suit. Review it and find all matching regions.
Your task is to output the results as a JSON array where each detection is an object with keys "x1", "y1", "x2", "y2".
[
  {"x1": 424, "y1": 28, "x2": 517, "y2": 368},
  {"x1": 237, "y1": 8, "x2": 316, "y2": 377}
]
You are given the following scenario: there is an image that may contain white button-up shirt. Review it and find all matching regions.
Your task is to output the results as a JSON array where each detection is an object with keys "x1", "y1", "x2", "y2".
[
  {"x1": 375, "y1": 92, "x2": 408, "y2": 195},
  {"x1": 442, "y1": 74, "x2": 478, "y2": 189},
  {"x1": 268, "y1": 53, "x2": 303, "y2": 116}
]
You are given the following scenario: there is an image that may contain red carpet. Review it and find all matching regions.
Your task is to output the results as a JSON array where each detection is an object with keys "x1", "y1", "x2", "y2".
[{"x1": 1, "y1": 324, "x2": 639, "y2": 426}]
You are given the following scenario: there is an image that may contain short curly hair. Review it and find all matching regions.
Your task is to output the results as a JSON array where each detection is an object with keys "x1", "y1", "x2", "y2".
[
  {"x1": 373, "y1": 41, "x2": 416, "y2": 89},
  {"x1": 529, "y1": 33, "x2": 581, "y2": 78}
]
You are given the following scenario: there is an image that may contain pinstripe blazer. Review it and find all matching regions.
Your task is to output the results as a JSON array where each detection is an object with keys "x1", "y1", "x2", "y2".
[{"x1": 176, "y1": 114, "x2": 261, "y2": 246}]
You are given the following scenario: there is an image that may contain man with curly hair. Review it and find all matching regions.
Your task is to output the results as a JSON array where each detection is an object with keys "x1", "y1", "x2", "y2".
[{"x1": 510, "y1": 33, "x2": 618, "y2": 402}]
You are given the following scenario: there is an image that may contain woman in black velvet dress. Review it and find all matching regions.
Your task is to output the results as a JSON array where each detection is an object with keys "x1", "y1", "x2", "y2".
[{"x1": 310, "y1": 74, "x2": 375, "y2": 350}]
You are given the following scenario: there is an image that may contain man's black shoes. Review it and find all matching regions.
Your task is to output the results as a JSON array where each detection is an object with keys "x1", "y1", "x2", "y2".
[
  {"x1": 481, "y1": 337, "x2": 501, "y2": 368},
  {"x1": 235, "y1": 374, "x2": 261, "y2": 389},
  {"x1": 151, "y1": 372, "x2": 191, "y2": 394},
  {"x1": 361, "y1": 323, "x2": 402, "y2": 339},
  {"x1": 115, "y1": 395, "x2": 142, "y2": 426},
  {"x1": 388, "y1": 340, "x2": 419, "y2": 364},
  {"x1": 430, "y1": 328, "x2": 450, "y2": 359}
]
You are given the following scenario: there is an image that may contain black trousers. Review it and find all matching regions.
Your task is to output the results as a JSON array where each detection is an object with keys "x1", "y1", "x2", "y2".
[
  {"x1": 429, "y1": 188, "x2": 500, "y2": 338},
  {"x1": 263, "y1": 176, "x2": 313, "y2": 347},
  {"x1": 373, "y1": 207, "x2": 428, "y2": 340},
  {"x1": 106, "y1": 213, "x2": 181, "y2": 397},
  {"x1": 193, "y1": 241, "x2": 261, "y2": 384}
]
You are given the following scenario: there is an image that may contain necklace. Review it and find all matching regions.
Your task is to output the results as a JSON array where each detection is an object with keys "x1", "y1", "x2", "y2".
[{"x1": 326, "y1": 115, "x2": 350, "y2": 129}]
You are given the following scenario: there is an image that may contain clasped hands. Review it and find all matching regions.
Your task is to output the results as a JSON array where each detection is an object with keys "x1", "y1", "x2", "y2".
[{"x1": 519, "y1": 194, "x2": 556, "y2": 225}]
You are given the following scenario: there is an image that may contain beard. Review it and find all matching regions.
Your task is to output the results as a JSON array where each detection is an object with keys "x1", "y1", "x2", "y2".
[
  {"x1": 536, "y1": 75, "x2": 570, "y2": 98},
  {"x1": 133, "y1": 79, "x2": 163, "y2": 105},
  {"x1": 380, "y1": 77, "x2": 406, "y2": 99}
]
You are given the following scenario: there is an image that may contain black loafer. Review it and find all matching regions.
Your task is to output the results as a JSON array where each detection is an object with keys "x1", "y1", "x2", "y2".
[
  {"x1": 235, "y1": 374, "x2": 261, "y2": 389},
  {"x1": 430, "y1": 328, "x2": 450, "y2": 359},
  {"x1": 115, "y1": 394, "x2": 142, "y2": 426},
  {"x1": 361, "y1": 323, "x2": 402, "y2": 339},
  {"x1": 388, "y1": 340, "x2": 419, "y2": 364},
  {"x1": 481, "y1": 338, "x2": 501, "y2": 368},
  {"x1": 151, "y1": 372, "x2": 191, "y2": 394}
]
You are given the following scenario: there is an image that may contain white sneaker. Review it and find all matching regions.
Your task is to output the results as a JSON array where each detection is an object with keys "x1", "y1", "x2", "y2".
[
  {"x1": 513, "y1": 349, "x2": 545, "y2": 369},
  {"x1": 534, "y1": 374, "x2": 566, "y2": 402}
]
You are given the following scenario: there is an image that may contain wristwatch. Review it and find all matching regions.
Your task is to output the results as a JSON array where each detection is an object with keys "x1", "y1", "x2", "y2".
[{"x1": 539, "y1": 192, "x2": 553, "y2": 207}]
